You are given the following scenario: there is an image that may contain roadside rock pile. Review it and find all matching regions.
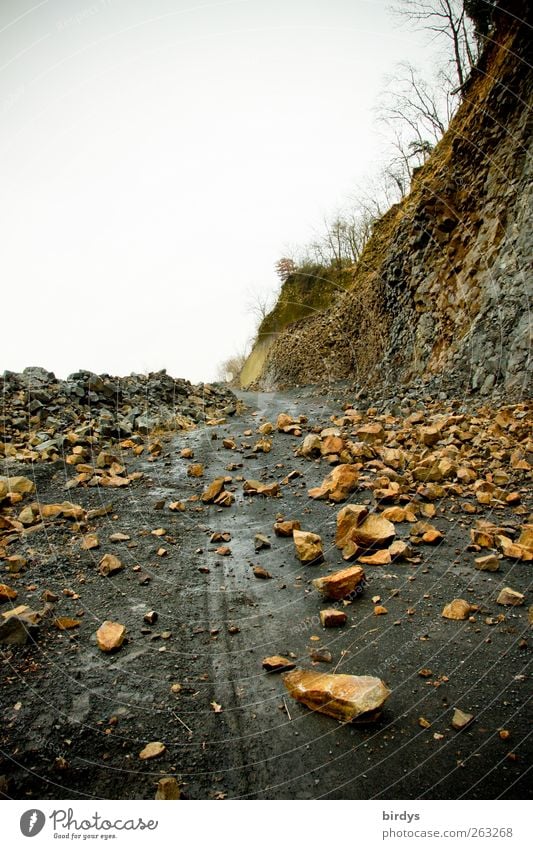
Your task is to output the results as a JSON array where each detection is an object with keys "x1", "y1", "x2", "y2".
[{"x1": 0, "y1": 367, "x2": 237, "y2": 462}]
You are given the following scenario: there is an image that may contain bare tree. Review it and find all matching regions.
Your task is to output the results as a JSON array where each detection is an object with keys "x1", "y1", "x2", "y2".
[
  {"x1": 392, "y1": 1, "x2": 477, "y2": 90},
  {"x1": 378, "y1": 62, "x2": 452, "y2": 144},
  {"x1": 246, "y1": 288, "x2": 278, "y2": 328},
  {"x1": 377, "y1": 61, "x2": 456, "y2": 195},
  {"x1": 217, "y1": 348, "x2": 249, "y2": 385},
  {"x1": 308, "y1": 207, "x2": 379, "y2": 268}
]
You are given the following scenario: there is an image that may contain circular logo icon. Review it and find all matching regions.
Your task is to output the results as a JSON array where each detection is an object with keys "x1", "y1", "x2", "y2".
[{"x1": 20, "y1": 810, "x2": 46, "y2": 837}]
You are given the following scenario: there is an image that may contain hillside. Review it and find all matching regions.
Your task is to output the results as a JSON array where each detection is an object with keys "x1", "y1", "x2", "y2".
[{"x1": 241, "y1": 1, "x2": 532, "y2": 398}]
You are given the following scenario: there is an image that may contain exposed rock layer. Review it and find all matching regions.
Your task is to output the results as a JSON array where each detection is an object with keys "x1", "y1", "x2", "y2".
[{"x1": 243, "y1": 5, "x2": 532, "y2": 399}]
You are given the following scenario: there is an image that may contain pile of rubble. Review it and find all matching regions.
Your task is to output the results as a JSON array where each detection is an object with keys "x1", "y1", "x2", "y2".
[{"x1": 0, "y1": 367, "x2": 237, "y2": 463}]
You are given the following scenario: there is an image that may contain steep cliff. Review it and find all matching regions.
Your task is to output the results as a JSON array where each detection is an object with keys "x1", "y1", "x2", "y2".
[{"x1": 242, "y1": 1, "x2": 532, "y2": 398}]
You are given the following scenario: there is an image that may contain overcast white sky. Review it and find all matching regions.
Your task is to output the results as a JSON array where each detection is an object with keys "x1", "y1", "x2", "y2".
[{"x1": 1, "y1": 0, "x2": 435, "y2": 383}]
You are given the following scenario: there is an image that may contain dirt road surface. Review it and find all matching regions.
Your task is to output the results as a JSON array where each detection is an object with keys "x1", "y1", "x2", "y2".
[{"x1": 0, "y1": 388, "x2": 530, "y2": 799}]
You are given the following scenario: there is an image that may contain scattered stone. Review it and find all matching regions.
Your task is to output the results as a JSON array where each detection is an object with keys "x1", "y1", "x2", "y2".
[
  {"x1": 81, "y1": 533, "x2": 99, "y2": 550},
  {"x1": 169, "y1": 501, "x2": 186, "y2": 512},
  {"x1": 0, "y1": 476, "x2": 35, "y2": 495},
  {"x1": 335, "y1": 504, "x2": 369, "y2": 549},
  {"x1": 277, "y1": 413, "x2": 301, "y2": 435},
  {"x1": 98, "y1": 553, "x2": 124, "y2": 577},
  {"x1": 139, "y1": 742, "x2": 166, "y2": 760},
  {"x1": 419, "y1": 426, "x2": 441, "y2": 447},
  {"x1": 309, "y1": 647, "x2": 333, "y2": 663},
  {"x1": 180, "y1": 448, "x2": 194, "y2": 459},
  {"x1": 451, "y1": 708, "x2": 474, "y2": 730},
  {"x1": 87, "y1": 504, "x2": 114, "y2": 520},
  {"x1": 312, "y1": 566, "x2": 365, "y2": 600},
  {"x1": 18, "y1": 506, "x2": 35, "y2": 525},
  {"x1": 243, "y1": 479, "x2": 280, "y2": 497},
  {"x1": 262, "y1": 655, "x2": 296, "y2": 672},
  {"x1": 201, "y1": 478, "x2": 226, "y2": 503},
  {"x1": 358, "y1": 549, "x2": 392, "y2": 566},
  {"x1": 109, "y1": 532, "x2": 130, "y2": 542},
  {"x1": 274, "y1": 519, "x2": 301, "y2": 537},
  {"x1": 96, "y1": 620, "x2": 126, "y2": 651},
  {"x1": 497, "y1": 536, "x2": 532, "y2": 561},
  {"x1": 144, "y1": 611, "x2": 158, "y2": 625},
  {"x1": 381, "y1": 506, "x2": 407, "y2": 523},
  {"x1": 475, "y1": 554, "x2": 500, "y2": 571},
  {"x1": 356, "y1": 423, "x2": 385, "y2": 444},
  {"x1": 421, "y1": 527, "x2": 444, "y2": 544},
  {"x1": 300, "y1": 433, "x2": 322, "y2": 458},
  {"x1": 254, "y1": 438, "x2": 272, "y2": 453},
  {"x1": 0, "y1": 583, "x2": 18, "y2": 601},
  {"x1": 283, "y1": 669, "x2": 391, "y2": 722},
  {"x1": 40, "y1": 502, "x2": 86, "y2": 520},
  {"x1": 155, "y1": 777, "x2": 181, "y2": 800},
  {"x1": 42, "y1": 589, "x2": 58, "y2": 602},
  {"x1": 496, "y1": 587, "x2": 524, "y2": 606},
  {"x1": 389, "y1": 540, "x2": 413, "y2": 561},
  {"x1": 518, "y1": 525, "x2": 533, "y2": 551},
  {"x1": 351, "y1": 514, "x2": 396, "y2": 551},
  {"x1": 54, "y1": 617, "x2": 81, "y2": 630},
  {"x1": 187, "y1": 463, "x2": 204, "y2": 477},
  {"x1": 293, "y1": 530, "x2": 323, "y2": 564},
  {"x1": 442, "y1": 599, "x2": 472, "y2": 620},
  {"x1": 5, "y1": 555, "x2": 27, "y2": 573},
  {"x1": 210, "y1": 531, "x2": 231, "y2": 543},
  {"x1": 254, "y1": 533, "x2": 271, "y2": 551},
  {"x1": 320, "y1": 608, "x2": 347, "y2": 628},
  {"x1": 321, "y1": 434, "x2": 344, "y2": 457},
  {"x1": 0, "y1": 614, "x2": 40, "y2": 645},
  {"x1": 308, "y1": 464, "x2": 360, "y2": 502},
  {"x1": 253, "y1": 565, "x2": 272, "y2": 579}
]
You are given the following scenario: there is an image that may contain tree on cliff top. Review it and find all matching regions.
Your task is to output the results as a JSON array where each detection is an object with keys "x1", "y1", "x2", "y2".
[{"x1": 393, "y1": 0, "x2": 479, "y2": 89}]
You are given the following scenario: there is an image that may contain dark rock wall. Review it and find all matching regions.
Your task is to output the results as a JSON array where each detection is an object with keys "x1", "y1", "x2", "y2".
[{"x1": 251, "y1": 5, "x2": 532, "y2": 398}]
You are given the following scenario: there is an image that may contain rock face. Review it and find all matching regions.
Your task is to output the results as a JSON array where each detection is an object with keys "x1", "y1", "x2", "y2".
[
  {"x1": 283, "y1": 669, "x2": 391, "y2": 722},
  {"x1": 240, "y1": 9, "x2": 532, "y2": 399}
]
